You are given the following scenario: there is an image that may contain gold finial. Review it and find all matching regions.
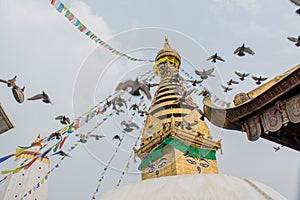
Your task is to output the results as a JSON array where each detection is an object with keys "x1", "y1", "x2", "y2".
[
  {"x1": 164, "y1": 37, "x2": 171, "y2": 49},
  {"x1": 155, "y1": 38, "x2": 181, "y2": 63}
]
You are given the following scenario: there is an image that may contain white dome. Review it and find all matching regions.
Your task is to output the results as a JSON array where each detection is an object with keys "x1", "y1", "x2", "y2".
[{"x1": 98, "y1": 174, "x2": 287, "y2": 200}]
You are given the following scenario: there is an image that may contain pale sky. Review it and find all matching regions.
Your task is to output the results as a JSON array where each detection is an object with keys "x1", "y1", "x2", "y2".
[{"x1": 0, "y1": 0, "x2": 299, "y2": 199}]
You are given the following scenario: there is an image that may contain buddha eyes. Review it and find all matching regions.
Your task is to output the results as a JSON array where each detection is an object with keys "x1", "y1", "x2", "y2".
[
  {"x1": 148, "y1": 158, "x2": 168, "y2": 174},
  {"x1": 199, "y1": 163, "x2": 209, "y2": 168},
  {"x1": 148, "y1": 167, "x2": 155, "y2": 174},
  {"x1": 158, "y1": 158, "x2": 167, "y2": 168},
  {"x1": 186, "y1": 159, "x2": 197, "y2": 165}
]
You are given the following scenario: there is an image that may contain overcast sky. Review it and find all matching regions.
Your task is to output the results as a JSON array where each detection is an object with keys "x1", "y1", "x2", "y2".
[{"x1": 0, "y1": 0, "x2": 299, "y2": 199}]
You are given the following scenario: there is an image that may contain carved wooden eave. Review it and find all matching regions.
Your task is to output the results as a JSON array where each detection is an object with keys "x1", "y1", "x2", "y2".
[
  {"x1": 0, "y1": 103, "x2": 14, "y2": 135},
  {"x1": 203, "y1": 64, "x2": 300, "y2": 151},
  {"x1": 204, "y1": 65, "x2": 300, "y2": 128}
]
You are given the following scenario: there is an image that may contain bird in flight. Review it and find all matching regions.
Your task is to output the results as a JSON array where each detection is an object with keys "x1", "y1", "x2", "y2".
[
  {"x1": 55, "y1": 115, "x2": 71, "y2": 125},
  {"x1": 233, "y1": 43, "x2": 255, "y2": 56},
  {"x1": 195, "y1": 68, "x2": 215, "y2": 80},
  {"x1": 121, "y1": 120, "x2": 140, "y2": 132},
  {"x1": 27, "y1": 91, "x2": 52, "y2": 104},
  {"x1": 287, "y1": 35, "x2": 300, "y2": 47},
  {"x1": 226, "y1": 79, "x2": 239, "y2": 86},
  {"x1": 138, "y1": 110, "x2": 149, "y2": 117},
  {"x1": 142, "y1": 80, "x2": 159, "y2": 91},
  {"x1": 112, "y1": 96, "x2": 127, "y2": 109},
  {"x1": 221, "y1": 84, "x2": 233, "y2": 93},
  {"x1": 129, "y1": 103, "x2": 140, "y2": 111},
  {"x1": 198, "y1": 89, "x2": 211, "y2": 97},
  {"x1": 0, "y1": 76, "x2": 17, "y2": 87},
  {"x1": 112, "y1": 134, "x2": 122, "y2": 142},
  {"x1": 11, "y1": 85, "x2": 25, "y2": 104},
  {"x1": 116, "y1": 78, "x2": 152, "y2": 100},
  {"x1": 51, "y1": 150, "x2": 70, "y2": 157},
  {"x1": 173, "y1": 87, "x2": 195, "y2": 105},
  {"x1": 235, "y1": 71, "x2": 250, "y2": 81},
  {"x1": 75, "y1": 133, "x2": 105, "y2": 143},
  {"x1": 186, "y1": 79, "x2": 203, "y2": 86},
  {"x1": 206, "y1": 53, "x2": 225, "y2": 63},
  {"x1": 114, "y1": 108, "x2": 125, "y2": 115},
  {"x1": 180, "y1": 119, "x2": 199, "y2": 130},
  {"x1": 251, "y1": 75, "x2": 268, "y2": 85},
  {"x1": 47, "y1": 132, "x2": 62, "y2": 141},
  {"x1": 289, "y1": 0, "x2": 300, "y2": 14}
]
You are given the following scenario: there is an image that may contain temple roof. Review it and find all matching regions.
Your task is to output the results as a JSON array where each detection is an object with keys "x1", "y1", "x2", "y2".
[
  {"x1": 203, "y1": 64, "x2": 300, "y2": 129},
  {"x1": 203, "y1": 64, "x2": 300, "y2": 151}
]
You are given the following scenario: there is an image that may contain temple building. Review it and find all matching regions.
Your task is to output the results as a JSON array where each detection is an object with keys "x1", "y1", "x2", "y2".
[
  {"x1": 98, "y1": 39, "x2": 287, "y2": 199},
  {"x1": 0, "y1": 135, "x2": 50, "y2": 200},
  {"x1": 203, "y1": 64, "x2": 300, "y2": 151}
]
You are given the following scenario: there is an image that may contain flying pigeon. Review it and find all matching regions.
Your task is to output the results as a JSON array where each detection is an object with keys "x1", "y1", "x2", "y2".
[
  {"x1": 51, "y1": 150, "x2": 70, "y2": 157},
  {"x1": 112, "y1": 134, "x2": 122, "y2": 142},
  {"x1": 197, "y1": 108, "x2": 205, "y2": 121},
  {"x1": 121, "y1": 120, "x2": 140, "y2": 132},
  {"x1": 226, "y1": 79, "x2": 239, "y2": 86},
  {"x1": 47, "y1": 132, "x2": 62, "y2": 141},
  {"x1": 75, "y1": 133, "x2": 105, "y2": 143},
  {"x1": 251, "y1": 75, "x2": 268, "y2": 85},
  {"x1": 235, "y1": 71, "x2": 250, "y2": 81},
  {"x1": 233, "y1": 43, "x2": 255, "y2": 56},
  {"x1": 116, "y1": 78, "x2": 152, "y2": 100},
  {"x1": 11, "y1": 85, "x2": 25, "y2": 104},
  {"x1": 180, "y1": 119, "x2": 199, "y2": 130},
  {"x1": 198, "y1": 89, "x2": 210, "y2": 97},
  {"x1": 287, "y1": 36, "x2": 300, "y2": 46},
  {"x1": 55, "y1": 115, "x2": 70, "y2": 125},
  {"x1": 195, "y1": 68, "x2": 215, "y2": 80},
  {"x1": 173, "y1": 87, "x2": 195, "y2": 104},
  {"x1": 27, "y1": 91, "x2": 52, "y2": 104},
  {"x1": 112, "y1": 96, "x2": 127, "y2": 109},
  {"x1": 138, "y1": 110, "x2": 149, "y2": 117},
  {"x1": 90, "y1": 134, "x2": 105, "y2": 140},
  {"x1": 106, "y1": 99, "x2": 112, "y2": 107},
  {"x1": 186, "y1": 79, "x2": 203, "y2": 86},
  {"x1": 142, "y1": 81, "x2": 159, "y2": 91},
  {"x1": 221, "y1": 84, "x2": 233, "y2": 93},
  {"x1": 290, "y1": 0, "x2": 300, "y2": 14},
  {"x1": 129, "y1": 103, "x2": 140, "y2": 111},
  {"x1": 206, "y1": 53, "x2": 225, "y2": 63},
  {"x1": 0, "y1": 76, "x2": 17, "y2": 87},
  {"x1": 114, "y1": 108, "x2": 125, "y2": 115}
]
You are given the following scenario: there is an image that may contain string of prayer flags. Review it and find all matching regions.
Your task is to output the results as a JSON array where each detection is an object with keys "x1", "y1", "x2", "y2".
[{"x1": 49, "y1": 0, "x2": 154, "y2": 62}]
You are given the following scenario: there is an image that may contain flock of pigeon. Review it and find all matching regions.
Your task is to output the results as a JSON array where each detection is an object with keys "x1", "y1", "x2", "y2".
[
  {"x1": 193, "y1": 33, "x2": 299, "y2": 94},
  {"x1": 0, "y1": 76, "x2": 52, "y2": 104},
  {"x1": 193, "y1": 43, "x2": 270, "y2": 94}
]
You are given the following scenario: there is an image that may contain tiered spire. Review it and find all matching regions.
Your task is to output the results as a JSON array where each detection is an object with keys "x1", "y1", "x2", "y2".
[{"x1": 135, "y1": 39, "x2": 221, "y2": 180}]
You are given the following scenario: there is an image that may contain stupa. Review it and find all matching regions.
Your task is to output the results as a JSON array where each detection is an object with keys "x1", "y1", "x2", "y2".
[{"x1": 98, "y1": 39, "x2": 287, "y2": 199}]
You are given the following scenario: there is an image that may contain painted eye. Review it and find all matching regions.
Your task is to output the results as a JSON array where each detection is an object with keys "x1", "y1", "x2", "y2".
[
  {"x1": 148, "y1": 167, "x2": 155, "y2": 174},
  {"x1": 199, "y1": 163, "x2": 209, "y2": 168},
  {"x1": 186, "y1": 159, "x2": 197, "y2": 165},
  {"x1": 158, "y1": 161, "x2": 167, "y2": 168},
  {"x1": 157, "y1": 158, "x2": 168, "y2": 169}
]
